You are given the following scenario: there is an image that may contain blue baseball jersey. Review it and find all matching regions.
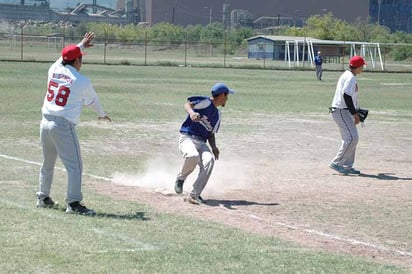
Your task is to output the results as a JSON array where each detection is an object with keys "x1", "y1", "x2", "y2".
[
  {"x1": 315, "y1": 55, "x2": 323, "y2": 65},
  {"x1": 180, "y1": 96, "x2": 221, "y2": 141}
]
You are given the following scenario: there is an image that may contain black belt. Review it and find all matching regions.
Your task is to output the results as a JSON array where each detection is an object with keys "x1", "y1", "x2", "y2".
[{"x1": 329, "y1": 107, "x2": 348, "y2": 113}]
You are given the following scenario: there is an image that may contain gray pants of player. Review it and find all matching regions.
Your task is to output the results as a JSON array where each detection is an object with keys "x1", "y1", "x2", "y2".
[
  {"x1": 38, "y1": 115, "x2": 83, "y2": 204},
  {"x1": 176, "y1": 134, "x2": 215, "y2": 197},
  {"x1": 331, "y1": 109, "x2": 359, "y2": 168},
  {"x1": 316, "y1": 65, "x2": 323, "y2": 80}
]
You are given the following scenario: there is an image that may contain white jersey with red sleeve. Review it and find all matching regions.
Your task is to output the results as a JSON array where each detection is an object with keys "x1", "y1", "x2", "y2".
[
  {"x1": 331, "y1": 70, "x2": 359, "y2": 109},
  {"x1": 41, "y1": 56, "x2": 106, "y2": 125}
]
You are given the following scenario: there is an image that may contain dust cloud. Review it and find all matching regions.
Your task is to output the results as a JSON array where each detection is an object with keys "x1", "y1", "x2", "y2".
[{"x1": 111, "y1": 154, "x2": 254, "y2": 197}]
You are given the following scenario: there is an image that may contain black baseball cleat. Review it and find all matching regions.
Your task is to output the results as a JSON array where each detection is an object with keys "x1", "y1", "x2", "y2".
[
  {"x1": 197, "y1": 196, "x2": 206, "y2": 204},
  {"x1": 342, "y1": 167, "x2": 361, "y2": 175},
  {"x1": 66, "y1": 201, "x2": 96, "y2": 216},
  {"x1": 36, "y1": 196, "x2": 58, "y2": 208},
  {"x1": 174, "y1": 179, "x2": 184, "y2": 194},
  {"x1": 185, "y1": 195, "x2": 207, "y2": 205}
]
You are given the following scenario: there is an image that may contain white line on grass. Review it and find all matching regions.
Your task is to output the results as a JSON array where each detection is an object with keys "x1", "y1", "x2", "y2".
[
  {"x1": 246, "y1": 213, "x2": 412, "y2": 258},
  {"x1": 0, "y1": 154, "x2": 111, "y2": 181},
  {"x1": 2, "y1": 153, "x2": 411, "y2": 258}
]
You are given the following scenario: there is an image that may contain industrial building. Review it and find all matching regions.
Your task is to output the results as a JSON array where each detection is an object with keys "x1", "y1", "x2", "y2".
[
  {"x1": 369, "y1": 0, "x2": 412, "y2": 33},
  {"x1": 0, "y1": 0, "x2": 141, "y2": 24},
  {"x1": 1, "y1": 1, "x2": 411, "y2": 33},
  {"x1": 1, "y1": 0, "x2": 369, "y2": 29}
]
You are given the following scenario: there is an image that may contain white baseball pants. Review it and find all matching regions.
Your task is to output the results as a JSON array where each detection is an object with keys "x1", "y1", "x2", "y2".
[
  {"x1": 176, "y1": 134, "x2": 215, "y2": 197},
  {"x1": 331, "y1": 109, "x2": 359, "y2": 168},
  {"x1": 38, "y1": 115, "x2": 83, "y2": 203}
]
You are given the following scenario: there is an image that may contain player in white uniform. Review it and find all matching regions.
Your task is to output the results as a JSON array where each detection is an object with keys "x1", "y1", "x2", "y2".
[
  {"x1": 37, "y1": 32, "x2": 111, "y2": 215},
  {"x1": 329, "y1": 56, "x2": 366, "y2": 175}
]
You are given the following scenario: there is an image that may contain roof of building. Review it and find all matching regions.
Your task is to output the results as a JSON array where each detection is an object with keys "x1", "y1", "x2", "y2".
[{"x1": 247, "y1": 35, "x2": 380, "y2": 46}]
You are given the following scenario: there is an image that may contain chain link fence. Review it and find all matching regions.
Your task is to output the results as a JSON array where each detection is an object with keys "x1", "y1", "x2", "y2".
[{"x1": 0, "y1": 32, "x2": 411, "y2": 72}]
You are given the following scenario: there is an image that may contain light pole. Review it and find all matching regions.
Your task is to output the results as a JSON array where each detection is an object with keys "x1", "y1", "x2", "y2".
[
  {"x1": 377, "y1": 0, "x2": 383, "y2": 25},
  {"x1": 204, "y1": 7, "x2": 212, "y2": 24}
]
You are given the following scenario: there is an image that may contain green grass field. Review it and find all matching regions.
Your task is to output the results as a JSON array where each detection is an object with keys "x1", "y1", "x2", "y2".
[{"x1": 0, "y1": 61, "x2": 411, "y2": 273}]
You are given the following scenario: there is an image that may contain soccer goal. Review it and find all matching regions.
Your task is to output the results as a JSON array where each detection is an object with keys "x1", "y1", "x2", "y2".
[{"x1": 11, "y1": 34, "x2": 64, "y2": 50}]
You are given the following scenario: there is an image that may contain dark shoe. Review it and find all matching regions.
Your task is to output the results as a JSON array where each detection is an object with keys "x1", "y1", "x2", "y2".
[
  {"x1": 329, "y1": 163, "x2": 351, "y2": 176},
  {"x1": 174, "y1": 179, "x2": 184, "y2": 194},
  {"x1": 185, "y1": 195, "x2": 206, "y2": 205},
  {"x1": 197, "y1": 196, "x2": 206, "y2": 203},
  {"x1": 329, "y1": 163, "x2": 343, "y2": 173},
  {"x1": 36, "y1": 196, "x2": 58, "y2": 208},
  {"x1": 66, "y1": 201, "x2": 96, "y2": 216},
  {"x1": 343, "y1": 167, "x2": 361, "y2": 175}
]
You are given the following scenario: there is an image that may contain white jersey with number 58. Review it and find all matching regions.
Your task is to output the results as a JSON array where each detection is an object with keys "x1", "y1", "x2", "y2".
[{"x1": 42, "y1": 56, "x2": 105, "y2": 125}]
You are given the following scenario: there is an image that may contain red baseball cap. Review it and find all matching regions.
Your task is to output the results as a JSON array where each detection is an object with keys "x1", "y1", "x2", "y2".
[
  {"x1": 61, "y1": 44, "x2": 84, "y2": 61},
  {"x1": 349, "y1": 56, "x2": 367, "y2": 67}
]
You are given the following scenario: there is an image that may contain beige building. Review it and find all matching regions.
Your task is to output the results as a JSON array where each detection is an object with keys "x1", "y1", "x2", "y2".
[{"x1": 133, "y1": 0, "x2": 369, "y2": 27}]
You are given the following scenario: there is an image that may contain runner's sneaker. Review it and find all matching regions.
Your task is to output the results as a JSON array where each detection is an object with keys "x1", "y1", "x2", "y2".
[
  {"x1": 197, "y1": 196, "x2": 206, "y2": 204},
  {"x1": 36, "y1": 196, "x2": 58, "y2": 208},
  {"x1": 343, "y1": 167, "x2": 361, "y2": 175},
  {"x1": 185, "y1": 195, "x2": 206, "y2": 205},
  {"x1": 329, "y1": 163, "x2": 352, "y2": 175},
  {"x1": 66, "y1": 201, "x2": 96, "y2": 216},
  {"x1": 329, "y1": 163, "x2": 343, "y2": 173},
  {"x1": 174, "y1": 179, "x2": 184, "y2": 194}
]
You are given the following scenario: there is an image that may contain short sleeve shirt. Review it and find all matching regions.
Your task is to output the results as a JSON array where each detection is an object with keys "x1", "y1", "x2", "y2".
[
  {"x1": 179, "y1": 96, "x2": 221, "y2": 141},
  {"x1": 42, "y1": 58, "x2": 100, "y2": 124},
  {"x1": 331, "y1": 70, "x2": 358, "y2": 109}
]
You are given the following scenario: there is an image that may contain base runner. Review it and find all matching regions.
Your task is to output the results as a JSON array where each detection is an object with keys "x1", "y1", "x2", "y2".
[{"x1": 174, "y1": 83, "x2": 235, "y2": 204}]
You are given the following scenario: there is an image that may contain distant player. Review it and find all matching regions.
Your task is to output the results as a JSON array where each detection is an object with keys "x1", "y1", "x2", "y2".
[
  {"x1": 37, "y1": 32, "x2": 111, "y2": 215},
  {"x1": 329, "y1": 56, "x2": 366, "y2": 175},
  {"x1": 314, "y1": 51, "x2": 323, "y2": 80},
  {"x1": 174, "y1": 83, "x2": 235, "y2": 204}
]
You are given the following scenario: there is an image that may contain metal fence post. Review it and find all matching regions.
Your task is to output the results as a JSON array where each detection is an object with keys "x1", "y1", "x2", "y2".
[
  {"x1": 185, "y1": 31, "x2": 188, "y2": 67},
  {"x1": 104, "y1": 25, "x2": 107, "y2": 64},
  {"x1": 224, "y1": 31, "x2": 227, "y2": 68},
  {"x1": 20, "y1": 25, "x2": 24, "y2": 61},
  {"x1": 144, "y1": 31, "x2": 147, "y2": 66}
]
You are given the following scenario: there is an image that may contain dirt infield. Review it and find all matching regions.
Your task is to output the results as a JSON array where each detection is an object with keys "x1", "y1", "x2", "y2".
[{"x1": 88, "y1": 113, "x2": 412, "y2": 269}]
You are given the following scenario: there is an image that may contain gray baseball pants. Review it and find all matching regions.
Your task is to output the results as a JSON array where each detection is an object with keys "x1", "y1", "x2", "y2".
[
  {"x1": 176, "y1": 134, "x2": 215, "y2": 197},
  {"x1": 316, "y1": 65, "x2": 323, "y2": 80},
  {"x1": 38, "y1": 115, "x2": 83, "y2": 203},
  {"x1": 331, "y1": 109, "x2": 359, "y2": 168}
]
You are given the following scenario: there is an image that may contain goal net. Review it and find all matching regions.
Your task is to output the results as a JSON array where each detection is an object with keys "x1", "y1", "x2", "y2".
[{"x1": 11, "y1": 35, "x2": 64, "y2": 50}]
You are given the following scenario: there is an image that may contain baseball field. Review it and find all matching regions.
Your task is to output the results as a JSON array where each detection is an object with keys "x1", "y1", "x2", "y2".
[{"x1": 0, "y1": 61, "x2": 411, "y2": 273}]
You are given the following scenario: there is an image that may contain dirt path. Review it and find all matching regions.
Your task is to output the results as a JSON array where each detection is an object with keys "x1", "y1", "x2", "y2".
[{"x1": 88, "y1": 114, "x2": 412, "y2": 269}]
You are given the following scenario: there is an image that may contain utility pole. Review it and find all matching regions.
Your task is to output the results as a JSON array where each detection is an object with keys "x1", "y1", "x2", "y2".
[
  {"x1": 204, "y1": 7, "x2": 212, "y2": 24},
  {"x1": 377, "y1": 0, "x2": 383, "y2": 25},
  {"x1": 93, "y1": 0, "x2": 97, "y2": 14}
]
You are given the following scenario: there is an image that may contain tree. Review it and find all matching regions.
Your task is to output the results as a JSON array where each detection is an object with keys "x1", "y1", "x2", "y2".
[
  {"x1": 304, "y1": 12, "x2": 341, "y2": 40},
  {"x1": 148, "y1": 22, "x2": 185, "y2": 46},
  {"x1": 185, "y1": 24, "x2": 203, "y2": 43},
  {"x1": 285, "y1": 26, "x2": 306, "y2": 37},
  {"x1": 200, "y1": 22, "x2": 224, "y2": 45}
]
